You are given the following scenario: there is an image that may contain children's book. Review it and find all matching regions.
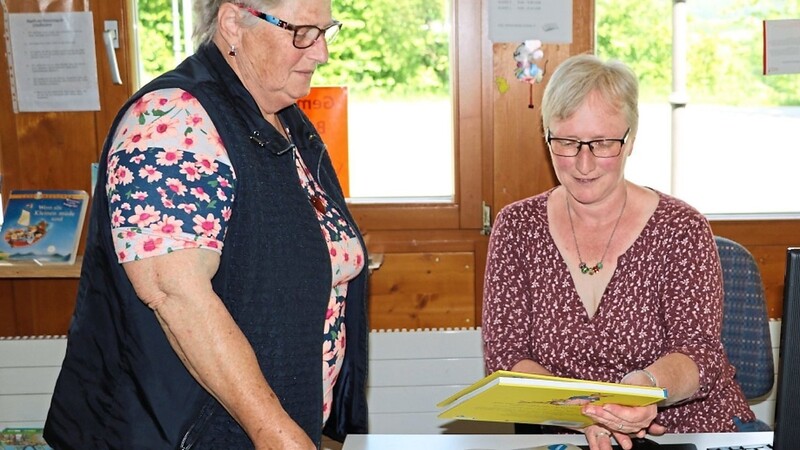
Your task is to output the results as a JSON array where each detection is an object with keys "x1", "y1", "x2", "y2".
[
  {"x1": 0, "y1": 190, "x2": 89, "y2": 265},
  {"x1": 437, "y1": 370, "x2": 667, "y2": 428},
  {"x1": 0, "y1": 428, "x2": 52, "y2": 449}
]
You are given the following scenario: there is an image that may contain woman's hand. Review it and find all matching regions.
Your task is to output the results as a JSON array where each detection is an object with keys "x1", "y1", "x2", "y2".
[
  {"x1": 582, "y1": 424, "x2": 617, "y2": 450},
  {"x1": 581, "y1": 403, "x2": 658, "y2": 449}
]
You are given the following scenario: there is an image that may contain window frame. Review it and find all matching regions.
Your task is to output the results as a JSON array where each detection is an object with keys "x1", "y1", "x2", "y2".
[{"x1": 347, "y1": 0, "x2": 486, "y2": 232}]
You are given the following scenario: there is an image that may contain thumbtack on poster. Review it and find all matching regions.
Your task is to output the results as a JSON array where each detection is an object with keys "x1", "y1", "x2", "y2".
[
  {"x1": 763, "y1": 19, "x2": 800, "y2": 75},
  {"x1": 7, "y1": 11, "x2": 101, "y2": 112}
]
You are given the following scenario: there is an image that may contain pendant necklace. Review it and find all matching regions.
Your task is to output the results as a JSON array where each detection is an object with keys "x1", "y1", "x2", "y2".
[{"x1": 566, "y1": 189, "x2": 628, "y2": 275}]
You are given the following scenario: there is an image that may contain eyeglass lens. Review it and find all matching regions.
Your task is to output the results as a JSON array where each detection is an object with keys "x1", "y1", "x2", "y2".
[{"x1": 294, "y1": 23, "x2": 340, "y2": 48}]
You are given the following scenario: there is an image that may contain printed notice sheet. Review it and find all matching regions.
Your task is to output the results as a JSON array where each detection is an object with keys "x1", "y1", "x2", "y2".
[
  {"x1": 489, "y1": 0, "x2": 572, "y2": 44},
  {"x1": 7, "y1": 11, "x2": 100, "y2": 112},
  {"x1": 763, "y1": 19, "x2": 800, "y2": 75}
]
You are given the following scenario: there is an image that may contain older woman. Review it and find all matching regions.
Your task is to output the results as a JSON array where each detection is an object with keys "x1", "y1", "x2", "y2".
[
  {"x1": 44, "y1": 1, "x2": 367, "y2": 449},
  {"x1": 482, "y1": 54, "x2": 759, "y2": 450}
]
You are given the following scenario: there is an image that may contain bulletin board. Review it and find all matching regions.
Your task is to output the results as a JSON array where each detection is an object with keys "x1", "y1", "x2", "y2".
[{"x1": 2, "y1": 0, "x2": 100, "y2": 112}]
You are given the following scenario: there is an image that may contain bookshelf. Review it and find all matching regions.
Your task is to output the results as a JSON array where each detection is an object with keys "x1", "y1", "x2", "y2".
[{"x1": 0, "y1": 256, "x2": 82, "y2": 278}]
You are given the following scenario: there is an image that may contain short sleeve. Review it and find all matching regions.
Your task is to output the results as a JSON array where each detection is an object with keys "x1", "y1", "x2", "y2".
[{"x1": 105, "y1": 88, "x2": 236, "y2": 263}]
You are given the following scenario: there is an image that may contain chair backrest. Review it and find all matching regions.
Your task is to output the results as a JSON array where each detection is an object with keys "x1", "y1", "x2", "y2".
[{"x1": 715, "y1": 236, "x2": 774, "y2": 400}]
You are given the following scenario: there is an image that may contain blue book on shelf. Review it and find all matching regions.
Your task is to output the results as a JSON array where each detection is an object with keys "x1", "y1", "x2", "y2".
[{"x1": 0, "y1": 190, "x2": 89, "y2": 265}]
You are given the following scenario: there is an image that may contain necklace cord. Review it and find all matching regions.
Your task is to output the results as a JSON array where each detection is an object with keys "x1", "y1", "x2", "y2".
[{"x1": 566, "y1": 188, "x2": 628, "y2": 275}]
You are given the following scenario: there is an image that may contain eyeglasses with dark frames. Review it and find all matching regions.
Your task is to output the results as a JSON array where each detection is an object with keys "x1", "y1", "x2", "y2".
[
  {"x1": 236, "y1": 3, "x2": 342, "y2": 49},
  {"x1": 546, "y1": 127, "x2": 631, "y2": 158}
]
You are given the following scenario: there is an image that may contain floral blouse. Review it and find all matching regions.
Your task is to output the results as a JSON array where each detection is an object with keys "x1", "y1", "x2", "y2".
[{"x1": 106, "y1": 88, "x2": 364, "y2": 426}]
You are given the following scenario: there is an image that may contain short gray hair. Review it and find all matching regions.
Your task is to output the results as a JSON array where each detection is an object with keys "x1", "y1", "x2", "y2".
[
  {"x1": 541, "y1": 54, "x2": 639, "y2": 138},
  {"x1": 193, "y1": 0, "x2": 280, "y2": 47}
]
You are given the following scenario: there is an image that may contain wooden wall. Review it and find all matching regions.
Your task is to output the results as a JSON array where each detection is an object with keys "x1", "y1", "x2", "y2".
[
  {"x1": 0, "y1": 0, "x2": 133, "y2": 335},
  {"x1": 0, "y1": 0, "x2": 796, "y2": 337}
]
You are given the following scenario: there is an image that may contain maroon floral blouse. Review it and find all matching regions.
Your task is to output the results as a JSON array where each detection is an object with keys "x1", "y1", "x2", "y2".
[{"x1": 482, "y1": 189, "x2": 755, "y2": 432}]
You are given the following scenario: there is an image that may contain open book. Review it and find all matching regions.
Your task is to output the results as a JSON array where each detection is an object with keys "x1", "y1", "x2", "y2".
[
  {"x1": 0, "y1": 190, "x2": 89, "y2": 265},
  {"x1": 437, "y1": 370, "x2": 666, "y2": 428}
]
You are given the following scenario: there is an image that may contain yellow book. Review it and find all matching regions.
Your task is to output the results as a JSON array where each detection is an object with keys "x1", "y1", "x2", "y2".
[{"x1": 437, "y1": 370, "x2": 667, "y2": 428}]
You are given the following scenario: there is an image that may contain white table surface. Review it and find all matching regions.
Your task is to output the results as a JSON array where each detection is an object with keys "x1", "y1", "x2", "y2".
[{"x1": 342, "y1": 432, "x2": 773, "y2": 450}]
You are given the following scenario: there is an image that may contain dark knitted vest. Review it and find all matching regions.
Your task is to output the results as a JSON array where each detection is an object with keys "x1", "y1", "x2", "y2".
[{"x1": 44, "y1": 43, "x2": 368, "y2": 450}]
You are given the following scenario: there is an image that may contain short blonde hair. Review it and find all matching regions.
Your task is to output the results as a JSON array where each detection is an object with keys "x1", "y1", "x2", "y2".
[{"x1": 541, "y1": 54, "x2": 639, "y2": 137}]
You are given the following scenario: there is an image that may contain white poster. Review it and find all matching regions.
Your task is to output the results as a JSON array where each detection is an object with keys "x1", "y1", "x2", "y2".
[
  {"x1": 764, "y1": 19, "x2": 800, "y2": 75},
  {"x1": 489, "y1": 0, "x2": 572, "y2": 44},
  {"x1": 7, "y1": 11, "x2": 100, "y2": 112}
]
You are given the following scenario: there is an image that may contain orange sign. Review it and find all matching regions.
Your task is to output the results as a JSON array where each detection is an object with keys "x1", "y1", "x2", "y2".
[{"x1": 297, "y1": 87, "x2": 349, "y2": 197}]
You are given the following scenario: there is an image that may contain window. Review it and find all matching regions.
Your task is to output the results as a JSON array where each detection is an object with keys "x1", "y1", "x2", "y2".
[
  {"x1": 314, "y1": 0, "x2": 454, "y2": 202},
  {"x1": 132, "y1": 0, "x2": 483, "y2": 230},
  {"x1": 596, "y1": 0, "x2": 800, "y2": 217}
]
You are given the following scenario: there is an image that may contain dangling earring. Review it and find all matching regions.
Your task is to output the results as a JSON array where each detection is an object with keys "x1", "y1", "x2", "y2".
[{"x1": 228, "y1": 45, "x2": 237, "y2": 57}]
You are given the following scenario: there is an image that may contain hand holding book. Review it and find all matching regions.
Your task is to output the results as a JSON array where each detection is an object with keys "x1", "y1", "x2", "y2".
[{"x1": 437, "y1": 370, "x2": 667, "y2": 428}]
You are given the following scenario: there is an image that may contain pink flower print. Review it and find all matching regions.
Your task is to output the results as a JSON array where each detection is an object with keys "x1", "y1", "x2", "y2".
[
  {"x1": 115, "y1": 165, "x2": 134, "y2": 185},
  {"x1": 110, "y1": 193, "x2": 121, "y2": 203},
  {"x1": 120, "y1": 202, "x2": 131, "y2": 211},
  {"x1": 221, "y1": 206, "x2": 232, "y2": 221},
  {"x1": 131, "y1": 154, "x2": 146, "y2": 164},
  {"x1": 217, "y1": 176, "x2": 231, "y2": 188},
  {"x1": 195, "y1": 154, "x2": 218, "y2": 175},
  {"x1": 179, "y1": 161, "x2": 201, "y2": 182},
  {"x1": 330, "y1": 248, "x2": 337, "y2": 257},
  {"x1": 131, "y1": 191, "x2": 148, "y2": 201},
  {"x1": 206, "y1": 240, "x2": 221, "y2": 250},
  {"x1": 216, "y1": 188, "x2": 228, "y2": 202},
  {"x1": 156, "y1": 148, "x2": 184, "y2": 166},
  {"x1": 161, "y1": 197, "x2": 176, "y2": 209},
  {"x1": 165, "y1": 178, "x2": 188, "y2": 196},
  {"x1": 121, "y1": 131, "x2": 147, "y2": 152},
  {"x1": 193, "y1": 213, "x2": 221, "y2": 238},
  {"x1": 150, "y1": 115, "x2": 180, "y2": 139},
  {"x1": 155, "y1": 95, "x2": 169, "y2": 108},
  {"x1": 179, "y1": 90, "x2": 195, "y2": 102},
  {"x1": 128, "y1": 204, "x2": 161, "y2": 228},
  {"x1": 108, "y1": 154, "x2": 120, "y2": 170},
  {"x1": 138, "y1": 165, "x2": 163, "y2": 183},
  {"x1": 178, "y1": 203, "x2": 197, "y2": 214},
  {"x1": 191, "y1": 186, "x2": 211, "y2": 203},
  {"x1": 209, "y1": 129, "x2": 226, "y2": 156},
  {"x1": 135, "y1": 236, "x2": 165, "y2": 257},
  {"x1": 343, "y1": 252, "x2": 350, "y2": 262},
  {"x1": 152, "y1": 214, "x2": 184, "y2": 236},
  {"x1": 336, "y1": 325, "x2": 347, "y2": 352},
  {"x1": 118, "y1": 250, "x2": 128, "y2": 261},
  {"x1": 167, "y1": 89, "x2": 195, "y2": 105},
  {"x1": 130, "y1": 96, "x2": 149, "y2": 118},
  {"x1": 111, "y1": 208, "x2": 127, "y2": 227},
  {"x1": 183, "y1": 240, "x2": 201, "y2": 249},
  {"x1": 185, "y1": 113, "x2": 204, "y2": 128},
  {"x1": 123, "y1": 229, "x2": 137, "y2": 239},
  {"x1": 356, "y1": 254, "x2": 363, "y2": 266},
  {"x1": 182, "y1": 136, "x2": 196, "y2": 150},
  {"x1": 323, "y1": 340, "x2": 335, "y2": 362}
]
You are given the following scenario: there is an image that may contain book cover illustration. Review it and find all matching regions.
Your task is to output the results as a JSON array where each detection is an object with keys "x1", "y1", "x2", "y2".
[
  {"x1": 437, "y1": 370, "x2": 667, "y2": 428},
  {"x1": 0, "y1": 190, "x2": 88, "y2": 265},
  {"x1": 0, "y1": 428, "x2": 52, "y2": 449}
]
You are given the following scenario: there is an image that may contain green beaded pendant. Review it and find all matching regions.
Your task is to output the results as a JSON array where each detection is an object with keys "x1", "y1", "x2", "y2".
[{"x1": 579, "y1": 261, "x2": 603, "y2": 275}]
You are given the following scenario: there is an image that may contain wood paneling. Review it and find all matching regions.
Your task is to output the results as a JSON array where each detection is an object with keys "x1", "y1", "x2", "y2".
[
  {"x1": 490, "y1": 0, "x2": 593, "y2": 211},
  {"x1": 0, "y1": 0, "x2": 794, "y2": 336},
  {"x1": 369, "y1": 252, "x2": 476, "y2": 330},
  {"x1": 0, "y1": 1, "x2": 132, "y2": 336}
]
